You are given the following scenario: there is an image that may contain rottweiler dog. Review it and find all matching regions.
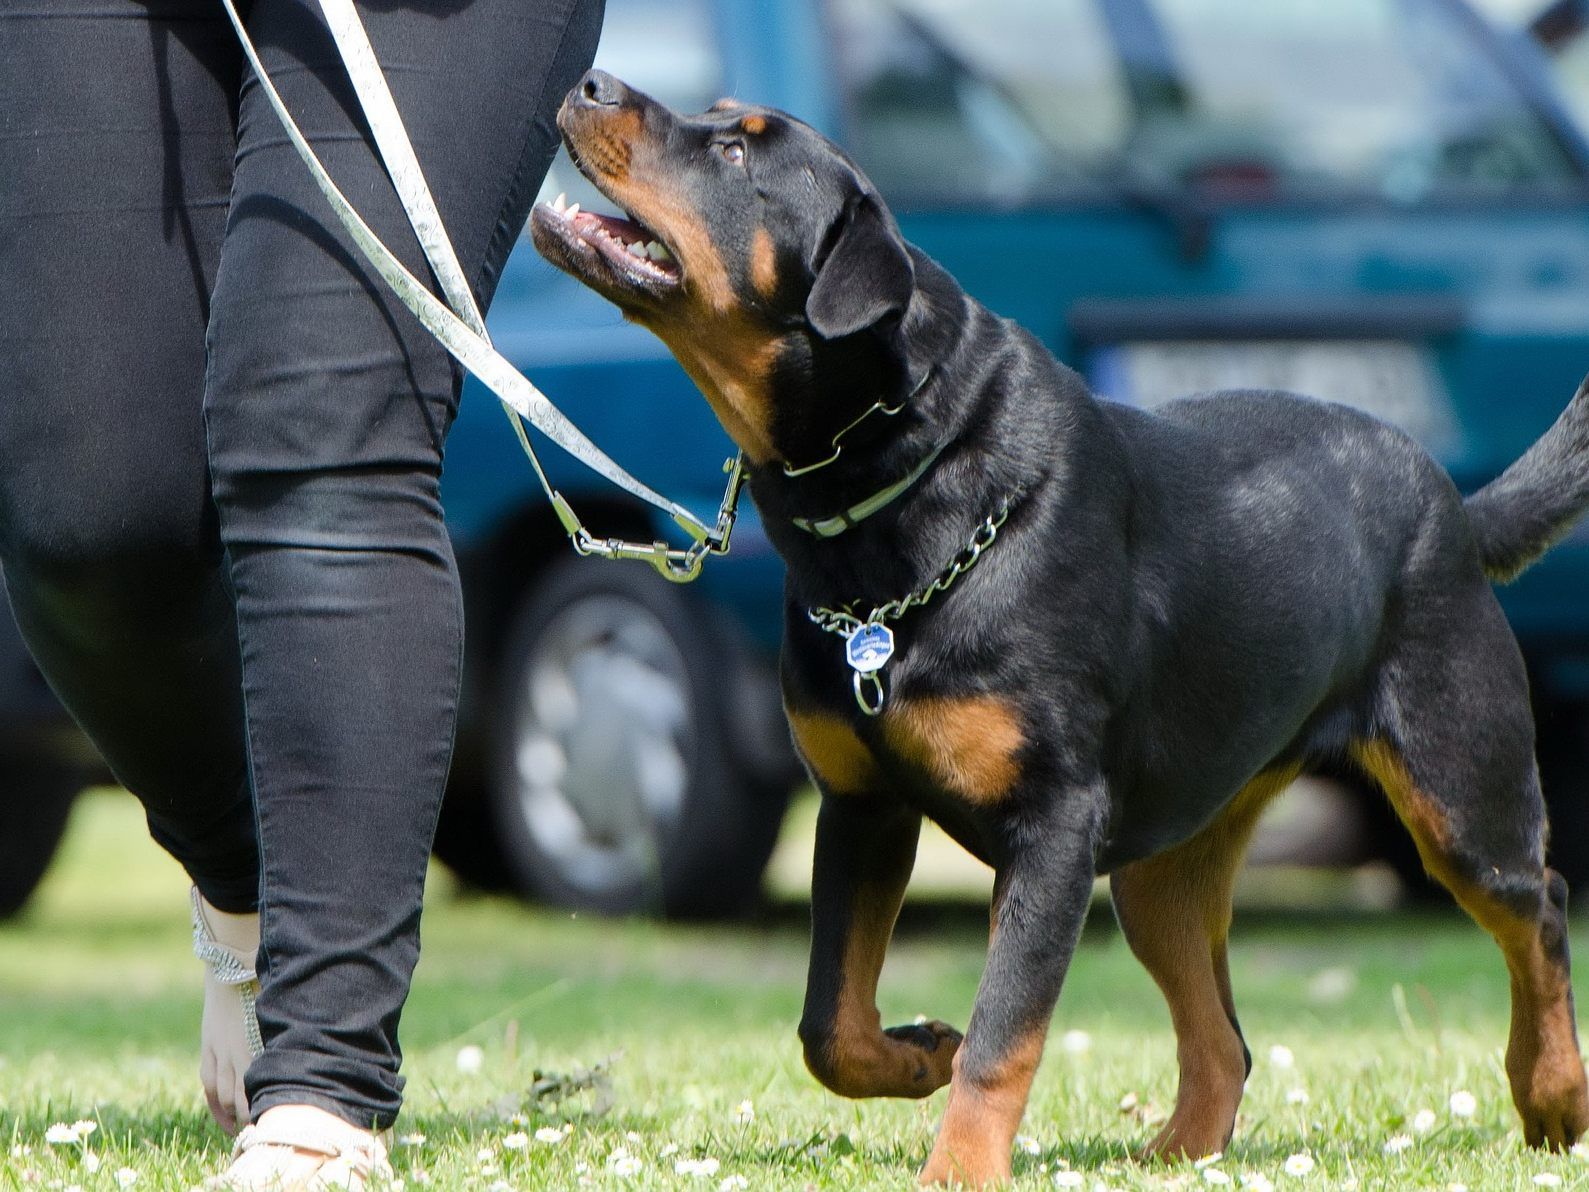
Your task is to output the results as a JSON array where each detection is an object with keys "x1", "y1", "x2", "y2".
[{"x1": 532, "y1": 69, "x2": 1589, "y2": 1186}]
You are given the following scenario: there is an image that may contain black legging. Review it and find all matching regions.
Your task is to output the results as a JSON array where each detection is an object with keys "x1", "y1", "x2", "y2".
[{"x1": 0, "y1": 0, "x2": 602, "y2": 1128}]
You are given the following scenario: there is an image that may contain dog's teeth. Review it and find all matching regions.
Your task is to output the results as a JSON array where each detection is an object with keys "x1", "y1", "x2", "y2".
[
  {"x1": 565, "y1": 202, "x2": 580, "y2": 218},
  {"x1": 646, "y1": 241, "x2": 673, "y2": 262},
  {"x1": 553, "y1": 192, "x2": 567, "y2": 212},
  {"x1": 626, "y1": 240, "x2": 648, "y2": 258}
]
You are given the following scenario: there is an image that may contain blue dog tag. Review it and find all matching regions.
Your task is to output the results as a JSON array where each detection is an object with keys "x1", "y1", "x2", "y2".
[{"x1": 846, "y1": 622, "x2": 895, "y2": 674}]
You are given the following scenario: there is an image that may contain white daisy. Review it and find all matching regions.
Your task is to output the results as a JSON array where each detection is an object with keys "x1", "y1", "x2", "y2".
[
  {"x1": 1383, "y1": 1134, "x2": 1413, "y2": 1154},
  {"x1": 1203, "y1": 1167, "x2": 1231, "y2": 1185},
  {"x1": 1411, "y1": 1108, "x2": 1437, "y2": 1134},
  {"x1": 534, "y1": 1127, "x2": 565, "y2": 1145},
  {"x1": 733, "y1": 1099, "x2": 755, "y2": 1124},
  {"x1": 1285, "y1": 1088, "x2": 1309, "y2": 1105},
  {"x1": 1018, "y1": 1136, "x2": 1042, "y2": 1155},
  {"x1": 719, "y1": 1178, "x2": 749, "y2": 1191},
  {"x1": 1283, "y1": 1152, "x2": 1315, "y2": 1177},
  {"x1": 44, "y1": 1124, "x2": 80, "y2": 1146},
  {"x1": 455, "y1": 1045, "x2": 484, "y2": 1074},
  {"x1": 675, "y1": 1157, "x2": 721, "y2": 1177},
  {"x1": 609, "y1": 1153, "x2": 643, "y2": 1177},
  {"x1": 502, "y1": 1132, "x2": 528, "y2": 1151},
  {"x1": 1449, "y1": 1090, "x2": 1477, "y2": 1118},
  {"x1": 1061, "y1": 1029, "x2": 1092, "y2": 1055},
  {"x1": 113, "y1": 1170, "x2": 139, "y2": 1189},
  {"x1": 1054, "y1": 1172, "x2": 1084, "y2": 1188},
  {"x1": 1268, "y1": 1045, "x2": 1295, "y2": 1070},
  {"x1": 1533, "y1": 1175, "x2": 1563, "y2": 1187}
]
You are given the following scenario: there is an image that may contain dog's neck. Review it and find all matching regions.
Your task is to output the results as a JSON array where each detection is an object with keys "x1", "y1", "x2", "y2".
[{"x1": 750, "y1": 252, "x2": 1070, "y2": 608}]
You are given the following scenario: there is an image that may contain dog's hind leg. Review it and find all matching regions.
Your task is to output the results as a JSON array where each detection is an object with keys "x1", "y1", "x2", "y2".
[
  {"x1": 1110, "y1": 766, "x2": 1297, "y2": 1160},
  {"x1": 1355, "y1": 587, "x2": 1589, "y2": 1149}
]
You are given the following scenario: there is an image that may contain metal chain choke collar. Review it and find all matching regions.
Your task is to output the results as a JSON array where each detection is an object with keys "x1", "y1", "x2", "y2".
[{"x1": 808, "y1": 495, "x2": 1017, "y2": 715}]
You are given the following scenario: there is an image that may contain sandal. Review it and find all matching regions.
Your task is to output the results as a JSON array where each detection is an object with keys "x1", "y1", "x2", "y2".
[
  {"x1": 191, "y1": 886, "x2": 263, "y2": 1133},
  {"x1": 211, "y1": 1104, "x2": 393, "y2": 1190}
]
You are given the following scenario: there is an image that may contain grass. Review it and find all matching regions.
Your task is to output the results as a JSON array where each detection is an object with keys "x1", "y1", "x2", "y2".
[{"x1": 3, "y1": 792, "x2": 1589, "y2": 1189}]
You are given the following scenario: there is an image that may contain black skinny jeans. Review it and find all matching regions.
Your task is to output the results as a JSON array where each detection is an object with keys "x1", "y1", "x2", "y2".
[{"x1": 0, "y1": 0, "x2": 602, "y2": 1128}]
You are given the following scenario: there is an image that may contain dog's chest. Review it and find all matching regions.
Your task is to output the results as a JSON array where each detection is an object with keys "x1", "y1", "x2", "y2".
[{"x1": 785, "y1": 694, "x2": 1026, "y2": 807}]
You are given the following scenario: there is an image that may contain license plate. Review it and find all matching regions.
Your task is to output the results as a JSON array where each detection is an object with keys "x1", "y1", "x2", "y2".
[{"x1": 1088, "y1": 339, "x2": 1456, "y2": 450}]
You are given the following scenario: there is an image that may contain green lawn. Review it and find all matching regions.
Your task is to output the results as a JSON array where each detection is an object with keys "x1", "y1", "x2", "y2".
[{"x1": 3, "y1": 791, "x2": 1588, "y2": 1190}]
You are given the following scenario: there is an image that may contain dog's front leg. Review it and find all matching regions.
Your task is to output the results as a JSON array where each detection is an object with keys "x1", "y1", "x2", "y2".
[
  {"x1": 799, "y1": 794, "x2": 963, "y2": 1098},
  {"x1": 919, "y1": 787, "x2": 1107, "y2": 1188}
]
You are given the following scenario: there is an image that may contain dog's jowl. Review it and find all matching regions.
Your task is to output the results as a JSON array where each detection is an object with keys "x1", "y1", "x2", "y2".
[{"x1": 533, "y1": 69, "x2": 1589, "y2": 1187}]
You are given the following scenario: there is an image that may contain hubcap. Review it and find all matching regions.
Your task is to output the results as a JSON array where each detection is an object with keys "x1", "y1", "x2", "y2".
[{"x1": 512, "y1": 593, "x2": 691, "y2": 900}]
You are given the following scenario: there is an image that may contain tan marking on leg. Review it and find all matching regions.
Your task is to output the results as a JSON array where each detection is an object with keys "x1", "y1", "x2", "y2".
[
  {"x1": 750, "y1": 226, "x2": 778, "y2": 299},
  {"x1": 1352, "y1": 739, "x2": 1589, "y2": 1149},
  {"x1": 884, "y1": 697, "x2": 1024, "y2": 804},
  {"x1": 919, "y1": 1030, "x2": 1046, "y2": 1187},
  {"x1": 787, "y1": 710, "x2": 878, "y2": 795},
  {"x1": 1113, "y1": 766, "x2": 1298, "y2": 1161},
  {"x1": 813, "y1": 888, "x2": 960, "y2": 1099}
]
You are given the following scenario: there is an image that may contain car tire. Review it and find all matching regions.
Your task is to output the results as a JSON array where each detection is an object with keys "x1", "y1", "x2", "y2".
[
  {"x1": 0, "y1": 754, "x2": 80, "y2": 918},
  {"x1": 487, "y1": 559, "x2": 790, "y2": 919}
]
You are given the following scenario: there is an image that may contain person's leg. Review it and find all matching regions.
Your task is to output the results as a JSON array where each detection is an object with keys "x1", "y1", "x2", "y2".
[
  {"x1": 0, "y1": 0, "x2": 263, "y2": 1134},
  {"x1": 204, "y1": 0, "x2": 603, "y2": 1129},
  {"x1": 0, "y1": 0, "x2": 257, "y2": 912}
]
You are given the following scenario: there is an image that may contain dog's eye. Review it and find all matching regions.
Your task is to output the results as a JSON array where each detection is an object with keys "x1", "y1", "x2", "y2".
[{"x1": 717, "y1": 141, "x2": 746, "y2": 166}]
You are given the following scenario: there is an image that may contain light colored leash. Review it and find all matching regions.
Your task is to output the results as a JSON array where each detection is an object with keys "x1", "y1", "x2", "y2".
[{"x1": 217, "y1": 0, "x2": 744, "y2": 582}]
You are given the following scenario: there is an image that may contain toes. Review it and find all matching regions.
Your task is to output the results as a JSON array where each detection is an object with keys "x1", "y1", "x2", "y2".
[
  {"x1": 231, "y1": 1068, "x2": 251, "y2": 1137},
  {"x1": 201, "y1": 1050, "x2": 234, "y2": 1134},
  {"x1": 885, "y1": 1021, "x2": 963, "y2": 1052}
]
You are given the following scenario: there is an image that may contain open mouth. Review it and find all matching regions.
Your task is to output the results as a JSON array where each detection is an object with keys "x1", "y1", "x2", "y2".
[{"x1": 530, "y1": 192, "x2": 681, "y2": 298}]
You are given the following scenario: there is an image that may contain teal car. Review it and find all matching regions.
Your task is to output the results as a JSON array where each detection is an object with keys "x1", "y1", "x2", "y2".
[
  {"x1": 10, "y1": 0, "x2": 1584, "y2": 920},
  {"x1": 429, "y1": 0, "x2": 1589, "y2": 916}
]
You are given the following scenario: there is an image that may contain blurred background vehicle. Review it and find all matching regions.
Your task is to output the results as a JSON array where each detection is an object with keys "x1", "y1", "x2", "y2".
[{"x1": 5, "y1": 0, "x2": 1589, "y2": 919}]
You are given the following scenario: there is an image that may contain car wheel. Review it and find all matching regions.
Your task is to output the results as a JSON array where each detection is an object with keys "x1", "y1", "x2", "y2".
[
  {"x1": 0, "y1": 753, "x2": 80, "y2": 918},
  {"x1": 487, "y1": 560, "x2": 789, "y2": 918}
]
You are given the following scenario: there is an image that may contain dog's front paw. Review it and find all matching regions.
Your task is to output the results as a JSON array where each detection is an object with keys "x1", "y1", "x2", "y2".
[{"x1": 884, "y1": 1019, "x2": 962, "y2": 1092}]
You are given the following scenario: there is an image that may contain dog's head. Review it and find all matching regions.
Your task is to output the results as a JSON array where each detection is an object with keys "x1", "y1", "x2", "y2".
[{"x1": 531, "y1": 70, "x2": 916, "y2": 465}]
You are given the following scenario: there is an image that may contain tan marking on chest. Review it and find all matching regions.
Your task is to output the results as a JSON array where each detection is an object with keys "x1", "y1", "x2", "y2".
[
  {"x1": 884, "y1": 696, "x2": 1025, "y2": 803},
  {"x1": 787, "y1": 709, "x2": 879, "y2": 795}
]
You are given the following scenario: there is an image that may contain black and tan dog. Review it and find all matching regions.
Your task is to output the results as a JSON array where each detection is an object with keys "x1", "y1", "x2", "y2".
[{"x1": 532, "y1": 69, "x2": 1589, "y2": 1186}]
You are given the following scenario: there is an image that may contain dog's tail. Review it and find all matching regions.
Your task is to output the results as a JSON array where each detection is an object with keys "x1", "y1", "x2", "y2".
[{"x1": 1464, "y1": 374, "x2": 1589, "y2": 583}]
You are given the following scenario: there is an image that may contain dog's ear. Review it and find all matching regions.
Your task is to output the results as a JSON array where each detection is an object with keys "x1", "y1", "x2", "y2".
[{"x1": 805, "y1": 192, "x2": 915, "y2": 340}]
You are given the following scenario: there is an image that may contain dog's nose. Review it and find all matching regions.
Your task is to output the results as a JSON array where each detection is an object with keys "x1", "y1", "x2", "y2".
[{"x1": 575, "y1": 69, "x2": 627, "y2": 108}]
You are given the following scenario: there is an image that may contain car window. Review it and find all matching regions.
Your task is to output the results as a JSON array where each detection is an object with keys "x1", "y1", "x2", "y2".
[
  {"x1": 827, "y1": 0, "x2": 1131, "y2": 206},
  {"x1": 1152, "y1": 0, "x2": 1582, "y2": 199},
  {"x1": 827, "y1": 0, "x2": 1583, "y2": 206},
  {"x1": 529, "y1": 0, "x2": 722, "y2": 226}
]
